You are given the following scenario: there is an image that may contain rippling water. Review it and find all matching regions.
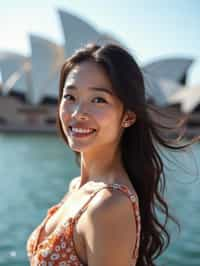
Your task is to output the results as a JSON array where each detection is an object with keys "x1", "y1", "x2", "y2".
[{"x1": 0, "y1": 133, "x2": 199, "y2": 266}]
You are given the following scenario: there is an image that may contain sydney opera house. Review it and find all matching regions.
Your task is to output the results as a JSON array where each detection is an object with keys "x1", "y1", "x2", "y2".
[{"x1": 0, "y1": 9, "x2": 199, "y2": 138}]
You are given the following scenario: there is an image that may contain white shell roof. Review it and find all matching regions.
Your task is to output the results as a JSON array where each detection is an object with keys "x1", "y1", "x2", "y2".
[
  {"x1": 0, "y1": 51, "x2": 27, "y2": 61},
  {"x1": 168, "y1": 84, "x2": 200, "y2": 113},
  {"x1": 0, "y1": 9, "x2": 198, "y2": 111},
  {"x1": 142, "y1": 58, "x2": 194, "y2": 106},
  {"x1": 142, "y1": 58, "x2": 193, "y2": 82},
  {"x1": 58, "y1": 9, "x2": 100, "y2": 58},
  {"x1": 0, "y1": 52, "x2": 31, "y2": 95},
  {"x1": 29, "y1": 34, "x2": 64, "y2": 104},
  {"x1": 142, "y1": 71, "x2": 167, "y2": 105}
]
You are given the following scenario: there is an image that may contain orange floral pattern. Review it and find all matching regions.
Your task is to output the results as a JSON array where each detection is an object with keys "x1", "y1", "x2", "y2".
[{"x1": 26, "y1": 183, "x2": 141, "y2": 266}]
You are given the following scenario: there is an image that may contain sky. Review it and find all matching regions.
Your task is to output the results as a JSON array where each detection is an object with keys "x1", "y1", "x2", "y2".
[{"x1": 0, "y1": 0, "x2": 200, "y2": 85}]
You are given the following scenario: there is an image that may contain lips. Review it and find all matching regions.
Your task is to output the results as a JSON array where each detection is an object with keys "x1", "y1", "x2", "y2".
[
  {"x1": 69, "y1": 126, "x2": 96, "y2": 131},
  {"x1": 68, "y1": 126, "x2": 96, "y2": 138},
  {"x1": 69, "y1": 125, "x2": 96, "y2": 131}
]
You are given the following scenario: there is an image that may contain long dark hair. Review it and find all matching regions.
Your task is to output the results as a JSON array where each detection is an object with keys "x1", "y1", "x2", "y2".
[{"x1": 56, "y1": 43, "x2": 200, "y2": 266}]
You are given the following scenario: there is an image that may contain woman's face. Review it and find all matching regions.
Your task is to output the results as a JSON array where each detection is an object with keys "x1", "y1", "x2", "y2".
[{"x1": 59, "y1": 60, "x2": 126, "y2": 153}]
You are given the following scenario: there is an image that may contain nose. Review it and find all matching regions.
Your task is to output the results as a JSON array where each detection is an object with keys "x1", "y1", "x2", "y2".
[{"x1": 71, "y1": 104, "x2": 89, "y2": 121}]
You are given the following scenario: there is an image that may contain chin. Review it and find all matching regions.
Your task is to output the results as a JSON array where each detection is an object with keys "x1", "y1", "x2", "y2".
[{"x1": 68, "y1": 142, "x2": 94, "y2": 153}]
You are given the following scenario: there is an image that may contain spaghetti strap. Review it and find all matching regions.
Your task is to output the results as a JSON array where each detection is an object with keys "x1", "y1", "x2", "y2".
[
  {"x1": 27, "y1": 182, "x2": 141, "y2": 265},
  {"x1": 71, "y1": 182, "x2": 141, "y2": 260}
]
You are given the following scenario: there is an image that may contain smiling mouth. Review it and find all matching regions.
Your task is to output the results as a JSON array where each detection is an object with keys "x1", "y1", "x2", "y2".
[{"x1": 68, "y1": 126, "x2": 96, "y2": 138}]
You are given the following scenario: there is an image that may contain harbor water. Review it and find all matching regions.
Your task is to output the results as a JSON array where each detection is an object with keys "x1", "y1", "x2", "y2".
[{"x1": 0, "y1": 133, "x2": 200, "y2": 266}]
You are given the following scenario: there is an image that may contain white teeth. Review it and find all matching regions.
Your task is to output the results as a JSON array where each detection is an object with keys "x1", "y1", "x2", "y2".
[{"x1": 71, "y1": 127, "x2": 95, "y2": 133}]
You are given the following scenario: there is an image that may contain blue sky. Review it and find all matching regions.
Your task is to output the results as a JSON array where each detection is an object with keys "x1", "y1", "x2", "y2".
[{"x1": 0, "y1": 0, "x2": 200, "y2": 84}]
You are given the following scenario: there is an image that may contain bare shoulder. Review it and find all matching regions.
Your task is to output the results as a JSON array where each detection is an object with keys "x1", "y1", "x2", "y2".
[
  {"x1": 83, "y1": 187, "x2": 137, "y2": 266},
  {"x1": 68, "y1": 176, "x2": 81, "y2": 192},
  {"x1": 86, "y1": 187, "x2": 137, "y2": 227},
  {"x1": 88, "y1": 187, "x2": 133, "y2": 215},
  {"x1": 59, "y1": 176, "x2": 80, "y2": 203}
]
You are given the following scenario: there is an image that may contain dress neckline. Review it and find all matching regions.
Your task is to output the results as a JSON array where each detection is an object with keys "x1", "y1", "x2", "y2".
[{"x1": 33, "y1": 182, "x2": 137, "y2": 255}]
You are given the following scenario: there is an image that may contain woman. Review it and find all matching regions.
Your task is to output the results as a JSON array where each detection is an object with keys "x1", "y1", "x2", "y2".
[{"x1": 26, "y1": 43, "x2": 199, "y2": 266}]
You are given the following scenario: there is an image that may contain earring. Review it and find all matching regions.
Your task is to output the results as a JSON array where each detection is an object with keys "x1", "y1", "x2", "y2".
[{"x1": 124, "y1": 122, "x2": 129, "y2": 127}]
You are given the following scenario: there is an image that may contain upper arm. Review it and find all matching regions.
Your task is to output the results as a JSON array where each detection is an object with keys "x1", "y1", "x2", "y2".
[{"x1": 83, "y1": 189, "x2": 137, "y2": 266}]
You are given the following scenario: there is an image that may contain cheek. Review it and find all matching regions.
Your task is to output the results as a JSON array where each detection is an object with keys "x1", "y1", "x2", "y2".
[
  {"x1": 92, "y1": 107, "x2": 111, "y2": 122},
  {"x1": 59, "y1": 104, "x2": 70, "y2": 125},
  {"x1": 59, "y1": 102, "x2": 121, "y2": 129},
  {"x1": 99, "y1": 105, "x2": 123, "y2": 139},
  {"x1": 95, "y1": 107, "x2": 121, "y2": 131}
]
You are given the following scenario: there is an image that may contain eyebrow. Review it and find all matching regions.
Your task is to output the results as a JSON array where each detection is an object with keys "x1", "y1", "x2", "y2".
[{"x1": 64, "y1": 85, "x2": 114, "y2": 96}]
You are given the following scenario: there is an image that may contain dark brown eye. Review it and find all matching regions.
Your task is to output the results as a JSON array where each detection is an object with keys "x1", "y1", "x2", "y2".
[
  {"x1": 93, "y1": 97, "x2": 107, "y2": 103},
  {"x1": 63, "y1": 94, "x2": 75, "y2": 101}
]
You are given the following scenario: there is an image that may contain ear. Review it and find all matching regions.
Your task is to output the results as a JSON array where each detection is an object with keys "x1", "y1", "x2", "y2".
[{"x1": 122, "y1": 110, "x2": 136, "y2": 128}]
